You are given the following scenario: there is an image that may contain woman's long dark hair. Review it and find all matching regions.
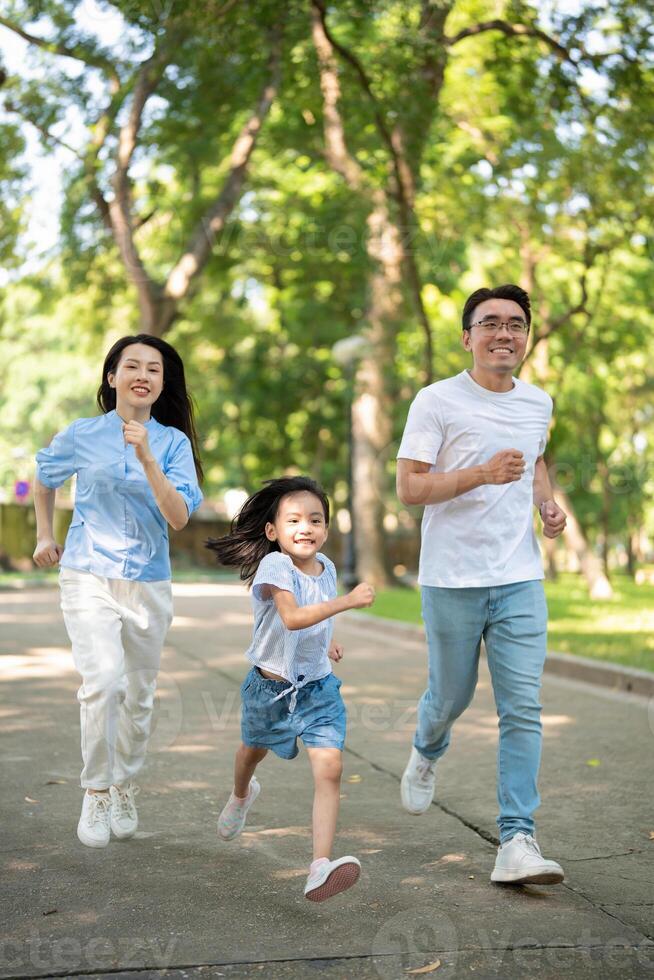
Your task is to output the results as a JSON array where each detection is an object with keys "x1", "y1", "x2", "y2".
[
  {"x1": 97, "y1": 334, "x2": 203, "y2": 482},
  {"x1": 206, "y1": 476, "x2": 330, "y2": 586}
]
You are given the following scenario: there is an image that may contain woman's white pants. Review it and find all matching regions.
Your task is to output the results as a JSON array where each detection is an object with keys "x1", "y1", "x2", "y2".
[{"x1": 59, "y1": 568, "x2": 173, "y2": 789}]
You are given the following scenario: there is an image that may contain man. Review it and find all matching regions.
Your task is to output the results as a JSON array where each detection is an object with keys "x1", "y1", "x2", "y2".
[{"x1": 396, "y1": 283, "x2": 567, "y2": 885}]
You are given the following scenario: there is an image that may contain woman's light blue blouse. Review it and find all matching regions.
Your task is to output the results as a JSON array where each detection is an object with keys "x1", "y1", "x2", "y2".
[
  {"x1": 246, "y1": 550, "x2": 337, "y2": 695},
  {"x1": 35, "y1": 410, "x2": 203, "y2": 582}
]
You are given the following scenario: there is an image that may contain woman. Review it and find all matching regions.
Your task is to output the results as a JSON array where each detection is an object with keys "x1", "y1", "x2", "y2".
[{"x1": 33, "y1": 335, "x2": 203, "y2": 848}]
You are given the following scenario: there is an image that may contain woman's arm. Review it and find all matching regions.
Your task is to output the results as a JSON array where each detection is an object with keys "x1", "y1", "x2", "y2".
[
  {"x1": 123, "y1": 421, "x2": 190, "y2": 531},
  {"x1": 139, "y1": 456, "x2": 190, "y2": 531},
  {"x1": 33, "y1": 478, "x2": 64, "y2": 566}
]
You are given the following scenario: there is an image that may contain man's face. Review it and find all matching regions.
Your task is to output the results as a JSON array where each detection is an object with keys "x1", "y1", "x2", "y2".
[{"x1": 462, "y1": 298, "x2": 529, "y2": 375}]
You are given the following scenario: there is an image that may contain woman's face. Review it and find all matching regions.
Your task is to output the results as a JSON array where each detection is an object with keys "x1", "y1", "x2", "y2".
[{"x1": 108, "y1": 343, "x2": 164, "y2": 416}]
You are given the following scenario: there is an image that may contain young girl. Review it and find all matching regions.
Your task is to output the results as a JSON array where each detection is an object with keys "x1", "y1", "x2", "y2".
[
  {"x1": 206, "y1": 476, "x2": 375, "y2": 902},
  {"x1": 33, "y1": 335, "x2": 203, "y2": 849}
]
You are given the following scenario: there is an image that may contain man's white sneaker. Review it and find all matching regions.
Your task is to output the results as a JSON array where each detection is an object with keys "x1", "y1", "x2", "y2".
[
  {"x1": 218, "y1": 777, "x2": 260, "y2": 840},
  {"x1": 491, "y1": 833, "x2": 565, "y2": 885},
  {"x1": 77, "y1": 791, "x2": 112, "y2": 848},
  {"x1": 304, "y1": 856, "x2": 361, "y2": 902},
  {"x1": 401, "y1": 746, "x2": 436, "y2": 814},
  {"x1": 109, "y1": 782, "x2": 139, "y2": 839}
]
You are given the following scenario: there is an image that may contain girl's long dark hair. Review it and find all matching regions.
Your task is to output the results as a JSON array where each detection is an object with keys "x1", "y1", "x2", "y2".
[
  {"x1": 206, "y1": 476, "x2": 330, "y2": 586},
  {"x1": 97, "y1": 334, "x2": 203, "y2": 482}
]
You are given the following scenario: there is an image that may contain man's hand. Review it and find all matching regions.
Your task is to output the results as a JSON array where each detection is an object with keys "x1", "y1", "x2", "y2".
[
  {"x1": 328, "y1": 641, "x2": 344, "y2": 662},
  {"x1": 480, "y1": 449, "x2": 526, "y2": 486},
  {"x1": 33, "y1": 537, "x2": 64, "y2": 567},
  {"x1": 540, "y1": 499, "x2": 567, "y2": 538},
  {"x1": 122, "y1": 420, "x2": 154, "y2": 466}
]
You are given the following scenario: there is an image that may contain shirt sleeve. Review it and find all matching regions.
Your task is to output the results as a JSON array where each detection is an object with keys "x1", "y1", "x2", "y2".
[
  {"x1": 164, "y1": 433, "x2": 203, "y2": 516},
  {"x1": 35, "y1": 421, "x2": 78, "y2": 489},
  {"x1": 252, "y1": 552, "x2": 297, "y2": 602},
  {"x1": 321, "y1": 555, "x2": 338, "y2": 599},
  {"x1": 396, "y1": 388, "x2": 444, "y2": 464}
]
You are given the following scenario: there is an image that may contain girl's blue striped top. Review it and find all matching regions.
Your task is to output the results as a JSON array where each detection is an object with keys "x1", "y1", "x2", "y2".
[{"x1": 35, "y1": 410, "x2": 203, "y2": 582}]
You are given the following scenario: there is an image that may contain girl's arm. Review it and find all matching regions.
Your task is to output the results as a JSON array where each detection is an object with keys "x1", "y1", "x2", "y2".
[
  {"x1": 33, "y1": 478, "x2": 64, "y2": 567},
  {"x1": 271, "y1": 581, "x2": 374, "y2": 631}
]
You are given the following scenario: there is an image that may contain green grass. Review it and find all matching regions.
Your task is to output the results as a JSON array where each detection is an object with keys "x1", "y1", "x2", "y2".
[{"x1": 362, "y1": 574, "x2": 654, "y2": 674}]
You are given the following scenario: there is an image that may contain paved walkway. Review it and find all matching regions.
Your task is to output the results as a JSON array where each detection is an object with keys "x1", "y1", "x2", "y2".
[{"x1": 1, "y1": 580, "x2": 653, "y2": 979}]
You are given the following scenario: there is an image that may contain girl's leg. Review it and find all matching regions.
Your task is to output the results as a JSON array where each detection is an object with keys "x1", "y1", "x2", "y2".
[
  {"x1": 234, "y1": 743, "x2": 268, "y2": 797},
  {"x1": 218, "y1": 743, "x2": 267, "y2": 841},
  {"x1": 306, "y1": 747, "x2": 343, "y2": 860}
]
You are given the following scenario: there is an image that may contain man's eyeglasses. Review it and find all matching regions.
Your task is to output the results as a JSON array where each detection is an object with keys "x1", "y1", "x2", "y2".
[{"x1": 469, "y1": 317, "x2": 529, "y2": 336}]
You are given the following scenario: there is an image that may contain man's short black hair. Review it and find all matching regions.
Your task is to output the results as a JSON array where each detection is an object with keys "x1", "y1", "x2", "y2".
[{"x1": 462, "y1": 284, "x2": 531, "y2": 332}]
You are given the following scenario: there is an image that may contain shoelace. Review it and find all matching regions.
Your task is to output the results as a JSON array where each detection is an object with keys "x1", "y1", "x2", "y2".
[
  {"x1": 87, "y1": 794, "x2": 111, "y2": 827},
  {"x1": 517, "y1": 833, "x2": 542, "y2": 857},
  {"x1": 113, "y1": 784, "x2": 139, "y2": 820},
  {"x1": 416, "y1": 758, "x2": 436, "y2": 782}
]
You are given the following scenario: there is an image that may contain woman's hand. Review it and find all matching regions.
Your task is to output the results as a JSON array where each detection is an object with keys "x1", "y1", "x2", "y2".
[
  {"x1": 328, "y1": 641, "x2": 344, "y2": 662},
  {"x1": 122, "y1": 420, "x2": 154, "y2": 466},
  {"x1": 33, "y1": 537, "x2": 64, "y2": 567}
]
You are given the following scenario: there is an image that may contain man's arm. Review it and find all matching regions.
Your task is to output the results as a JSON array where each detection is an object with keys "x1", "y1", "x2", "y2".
[
  {"x1": 533, "y1": 456, "x2": 567, "y2": 538},
  {"x1": 397, "y1": 450, "x2": 526, "y2": 507}
]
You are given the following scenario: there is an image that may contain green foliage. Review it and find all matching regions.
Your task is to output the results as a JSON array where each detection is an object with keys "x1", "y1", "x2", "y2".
[{"x1": 0, "y1": 0, "x2": 652, "y2": 563}]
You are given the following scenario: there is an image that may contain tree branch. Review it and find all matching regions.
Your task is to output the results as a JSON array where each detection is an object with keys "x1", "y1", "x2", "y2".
[
  {"x1": 445, "y1": 19, "x2": 575, "y2": 64},
  {"x1": 310, "y1": 0, "x2": 435, "y2": 380},
  {"x1": 3, "y1": 100, "x2": 82, "y2": 159},
  {"x1": 524, "y1": 256, "x2": 592, "y2": 363},
  {"x1": 157, "y1": 27, "x2": 283, "y2": 334},
  {"x1": 107, "y1": 44, "x2": 172, "y2": 331},
  {"x1": 0, "y1": 16, "x2": 121, "y2": 84},
  {"x1": 310, "y1": 5, "x2": 365, "y2": 190}
]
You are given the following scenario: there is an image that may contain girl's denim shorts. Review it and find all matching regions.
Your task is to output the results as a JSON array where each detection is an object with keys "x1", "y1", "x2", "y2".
[{"x1": 240, "y1": 666, "x2": 346, "y2": 760}]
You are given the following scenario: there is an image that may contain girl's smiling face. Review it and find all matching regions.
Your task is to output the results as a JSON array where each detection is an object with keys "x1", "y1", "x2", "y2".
[
  {"x1": 108, "y1": 343, "x2": 164, "y2": 417},
  {"x1": 265, "y1": 491, "x2": 328, "y2": 564}
]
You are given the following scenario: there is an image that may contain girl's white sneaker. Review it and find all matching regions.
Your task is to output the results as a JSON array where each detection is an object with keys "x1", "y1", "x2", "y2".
[
  {"x1": 109, "y1": 782, "x2": 139, "y2": 839},
  {"x1": 218, "y1": 777, "x2": 260, "y2": 840},
  {"x1": 77, "y1": 791, "x2": 112, "y2": 848},
  {"x1": 304, "y1": 856, "x2": 361, "y2": 902}
]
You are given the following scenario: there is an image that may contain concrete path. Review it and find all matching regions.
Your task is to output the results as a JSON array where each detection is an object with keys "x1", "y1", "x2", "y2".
[{"x1": 1, "y1": 581, "x2": 653, "y2": 979}]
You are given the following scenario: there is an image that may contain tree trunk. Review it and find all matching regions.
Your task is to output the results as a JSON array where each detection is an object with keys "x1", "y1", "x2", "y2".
[
  {"x1": 555, "y1": 488, "x2": 613, "y2": 599},
  {"x1": 542, "y1": 533, "x2": 558, "y2": 581},
  {"x1": 351, "y1": 195, "x2": 405, "y2": 588}
]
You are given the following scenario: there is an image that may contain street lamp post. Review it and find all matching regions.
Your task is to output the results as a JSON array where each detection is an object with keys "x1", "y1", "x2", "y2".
[{"x1": 332, "y1": 335, "x2": 368, "y2": 590}]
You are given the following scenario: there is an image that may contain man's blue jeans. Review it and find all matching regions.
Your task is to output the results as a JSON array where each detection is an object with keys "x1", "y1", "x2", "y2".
[{"x1": 416, "y1": 580, "x2": 548, "y2": 843}]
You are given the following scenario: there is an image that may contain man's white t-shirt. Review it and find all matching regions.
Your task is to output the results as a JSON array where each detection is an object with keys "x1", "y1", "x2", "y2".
[{"x1": 397, "y1": 369, "x2": 553, "y2": 588}]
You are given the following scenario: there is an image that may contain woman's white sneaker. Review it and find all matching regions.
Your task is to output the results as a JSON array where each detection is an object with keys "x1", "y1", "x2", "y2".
[
  {"x1": 401, "y1": 747, "x2": 437, "y2": 814},
  {"x1": 491, "y1": 833, "x2": 565, "y2": 885},
  {"x1": 109, "y1": 782, "x2": 139, "y2": 839},
  {"x1": 77, "y1": 791, "x2": 112, "y2": 848},
  {"x1": 304, "y1": 856, "x2": 361, "y2": 902}
]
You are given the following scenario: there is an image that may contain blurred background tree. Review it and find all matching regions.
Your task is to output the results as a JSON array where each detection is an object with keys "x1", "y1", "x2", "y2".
[{"x1": 0, "y1": 0, "x2": 652, "y2": 590}]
